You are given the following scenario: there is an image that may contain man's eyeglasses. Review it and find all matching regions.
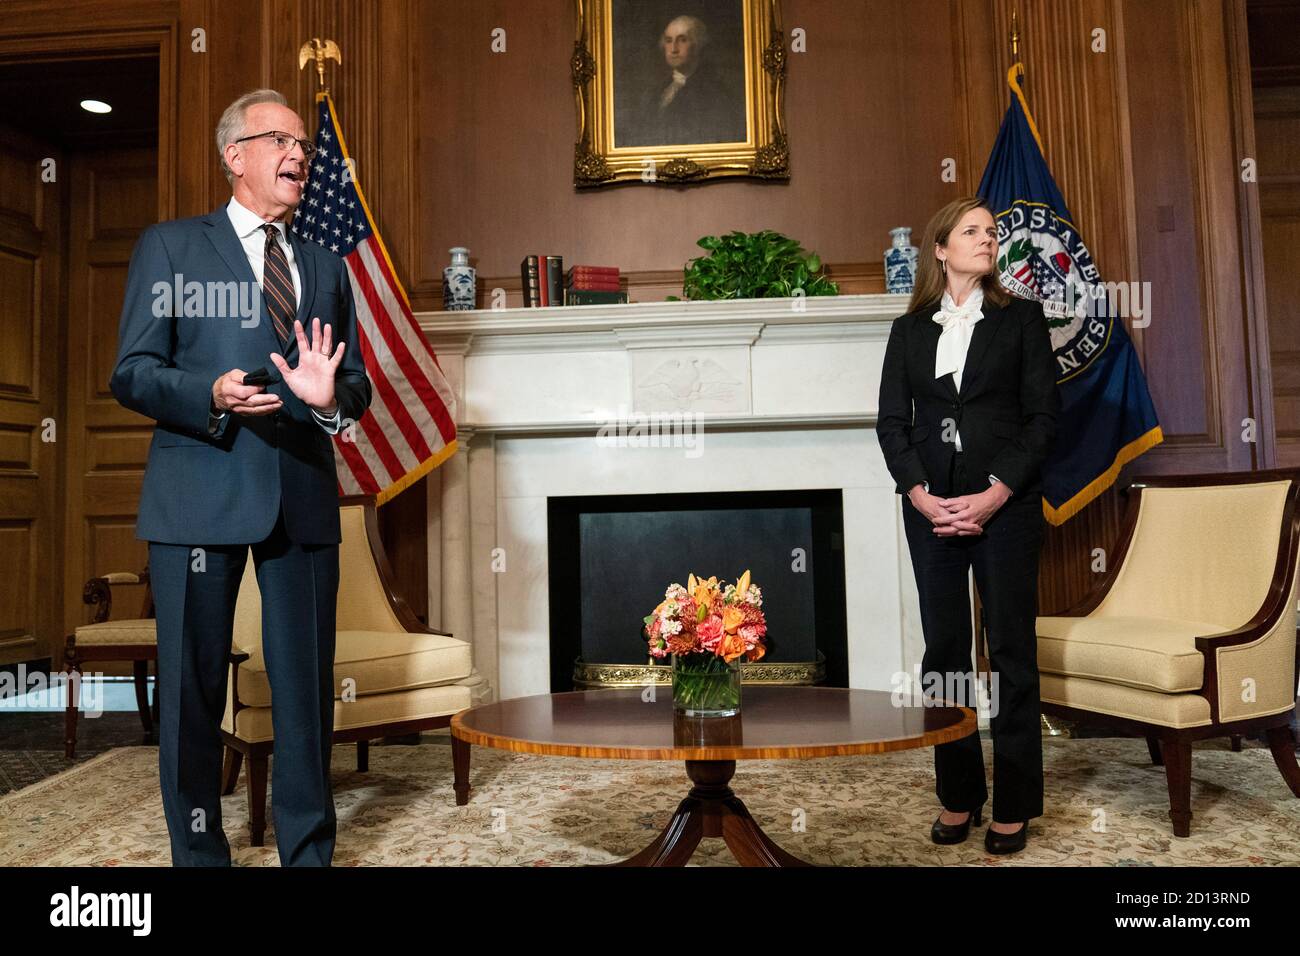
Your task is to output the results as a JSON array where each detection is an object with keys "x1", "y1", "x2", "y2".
[{"x1": 234, "y1": 130, "x2": 317, "y2": 162}]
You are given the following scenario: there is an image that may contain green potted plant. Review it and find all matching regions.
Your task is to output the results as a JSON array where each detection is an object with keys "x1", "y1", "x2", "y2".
[{"x1": 673, "y1": 229, "x2": 839, "y2": 301}]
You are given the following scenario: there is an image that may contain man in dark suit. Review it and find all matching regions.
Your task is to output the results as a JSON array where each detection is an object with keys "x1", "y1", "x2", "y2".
[{"x1": 110, "y1": 89, "x2": 371, "y2": 866}]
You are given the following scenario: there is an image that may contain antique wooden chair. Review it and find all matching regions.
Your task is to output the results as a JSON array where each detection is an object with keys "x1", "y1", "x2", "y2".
[{"x1": 63, "y1": 569, "x2": 158, "y2": 758}]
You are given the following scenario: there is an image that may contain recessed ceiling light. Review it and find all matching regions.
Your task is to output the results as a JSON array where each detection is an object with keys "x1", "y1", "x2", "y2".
[{"x1": 80, "y1": 99, "x2": 112, "y2": 114}]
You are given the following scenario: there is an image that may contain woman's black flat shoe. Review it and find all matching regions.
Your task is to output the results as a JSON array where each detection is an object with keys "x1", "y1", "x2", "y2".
[
  {"x1": 984, "y1": 821, "x2": 1029, "y2": 854},
  {"x1": 930, "y1": 806, "x2": 983, "y2": 845}
]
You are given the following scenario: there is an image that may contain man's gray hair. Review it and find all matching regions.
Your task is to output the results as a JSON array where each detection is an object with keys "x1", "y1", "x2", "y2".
[
  {"x1": 216, "y1": 89, "x2": 288, "y2": 184},
  {"x1": 664, "y1": 14, "x2": 708, "y2": 51}
]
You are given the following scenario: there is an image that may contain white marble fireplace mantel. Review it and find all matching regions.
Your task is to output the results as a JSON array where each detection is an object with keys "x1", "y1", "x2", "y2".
[{"x1": 415, "y1": 294, "x2": 927, "y2": 702}]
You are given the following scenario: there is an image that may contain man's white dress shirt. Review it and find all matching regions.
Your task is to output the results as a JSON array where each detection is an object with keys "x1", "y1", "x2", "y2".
[{"x1": 208, "y1": 196, "x2": 342, "y2": 434}]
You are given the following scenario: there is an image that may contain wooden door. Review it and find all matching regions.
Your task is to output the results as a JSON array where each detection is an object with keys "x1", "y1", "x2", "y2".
[
  {"x1": 0, "y1": 124, "x2": 64, "y2": 667},
  {"x1": 61, "y1": 146, "x2": 158, "y2": 663}
]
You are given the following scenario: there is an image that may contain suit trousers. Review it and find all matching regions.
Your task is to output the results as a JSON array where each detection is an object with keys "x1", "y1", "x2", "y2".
[
  {"x1": 149, "y1": 503, "x2": 339, "y2": 866},
  {"x1": 901, "y1": 452, "x2": 1045, "y2": 822}
]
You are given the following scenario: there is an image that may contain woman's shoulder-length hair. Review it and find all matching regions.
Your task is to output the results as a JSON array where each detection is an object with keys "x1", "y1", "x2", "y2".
[{"x1": 905, "y1": 196, "x2": 1012, "y2": 315}]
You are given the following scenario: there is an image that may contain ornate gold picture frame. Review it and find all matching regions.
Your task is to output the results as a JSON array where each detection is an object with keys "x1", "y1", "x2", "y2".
[{"x1": 572, "y1": 0, "x2": 788, "y2": 187}]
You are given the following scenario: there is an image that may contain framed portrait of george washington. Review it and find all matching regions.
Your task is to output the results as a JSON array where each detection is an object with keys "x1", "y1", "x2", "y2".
[{"x1": 572, "y1": 0, "x2": 788, "y2": 186}]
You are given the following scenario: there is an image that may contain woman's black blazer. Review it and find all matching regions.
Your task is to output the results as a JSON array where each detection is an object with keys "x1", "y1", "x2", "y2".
[{"x1": 877, "y1": 293, "x2": 1061, "y2": 499}]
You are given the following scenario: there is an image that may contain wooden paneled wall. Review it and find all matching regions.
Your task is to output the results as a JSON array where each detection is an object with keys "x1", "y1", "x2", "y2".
[
  {"x1": 0, "y1": 0, "x2": 1283, "y2": 658},
  {"x1": 1249, "y1": 0, "x2": 1300, "y2": 468}
]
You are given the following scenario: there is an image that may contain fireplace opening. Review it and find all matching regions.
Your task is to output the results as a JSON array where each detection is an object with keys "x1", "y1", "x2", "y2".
[{"x1": 547, "y1": 489, "x2": 848, "y2": 691}]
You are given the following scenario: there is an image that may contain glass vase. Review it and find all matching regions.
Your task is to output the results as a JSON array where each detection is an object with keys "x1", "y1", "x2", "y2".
[{"x1": 671, "y1": 653, "x2": 742, "y2": 717}]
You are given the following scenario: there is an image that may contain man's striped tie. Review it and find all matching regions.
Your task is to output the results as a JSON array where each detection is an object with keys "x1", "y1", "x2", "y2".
[{"x1": 262, "y1": 223, "x2": 297, "y2": 347}]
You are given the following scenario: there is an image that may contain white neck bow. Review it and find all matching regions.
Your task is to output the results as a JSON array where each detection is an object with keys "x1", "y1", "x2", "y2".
[{"x1": 932, "y1": 286, "x2": 985, "y2": 387}]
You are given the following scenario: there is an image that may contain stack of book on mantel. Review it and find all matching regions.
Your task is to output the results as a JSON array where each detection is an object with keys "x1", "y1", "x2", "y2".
[{"x1": 564, "y1": 265, "x2": 627, "y2": 306}]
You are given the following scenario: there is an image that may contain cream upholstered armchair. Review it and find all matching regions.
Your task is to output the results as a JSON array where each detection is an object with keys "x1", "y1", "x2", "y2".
[
  {"x1": 1036, "y1": 471, "x2": 1300, "y2": 836},
  {"x1": 220, "y1": 495, "x2": 488, "y2": 846}
]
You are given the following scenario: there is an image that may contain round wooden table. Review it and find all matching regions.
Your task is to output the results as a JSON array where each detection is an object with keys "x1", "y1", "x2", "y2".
[{"x1": 450, "y1": 685, "x2": 977, "y2": 867}]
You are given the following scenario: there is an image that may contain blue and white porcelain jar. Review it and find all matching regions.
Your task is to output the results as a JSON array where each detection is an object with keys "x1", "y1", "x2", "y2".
[
  {"x1": 884, "y1": 227, "x2": 918, "y2": 295},
  {"x1": 443, "y1": 246, "x2": 476, "y2": 311}
]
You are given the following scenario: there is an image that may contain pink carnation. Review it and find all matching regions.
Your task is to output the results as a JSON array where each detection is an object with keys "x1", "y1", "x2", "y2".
[
  {"x1": 739, "y1": 623, "x2": 766, "y2": 646},
  {"x1": 697, "y1": 616, "x2": 724, "y2": 652}
]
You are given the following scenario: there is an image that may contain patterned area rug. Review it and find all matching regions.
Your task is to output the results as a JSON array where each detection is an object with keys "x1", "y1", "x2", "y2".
[
  {"x1": 1, "y1": 732, "x2": 1298, "y2": 866},
  {"x1": 0, "y1": 750, "x2": 100, "y2": 795}
]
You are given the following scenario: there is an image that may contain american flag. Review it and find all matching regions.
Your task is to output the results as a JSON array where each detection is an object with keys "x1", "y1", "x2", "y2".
[{"x1": 291, "y1": 92, "x2": 458, "y2": 503}]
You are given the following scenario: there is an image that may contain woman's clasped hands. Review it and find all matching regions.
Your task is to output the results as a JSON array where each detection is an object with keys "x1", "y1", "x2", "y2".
[{"x1": 908, "y1": 482, "x2": 1012, "y2": 536}]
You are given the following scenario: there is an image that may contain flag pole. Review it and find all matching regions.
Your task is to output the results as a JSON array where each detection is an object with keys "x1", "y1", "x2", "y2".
[
  {"x1": 1009, "y1": 8, "x2": 1071, "y2": 740},
  {"x1": 1005, "y1": 9, "x2": 1045, "y2": 156},
  {"x1": 1010, "y1": 9, "x2": 1023, "y2": 95}
]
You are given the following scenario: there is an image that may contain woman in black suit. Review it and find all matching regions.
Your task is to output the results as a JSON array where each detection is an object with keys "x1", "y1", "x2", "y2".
[{"x1": 877, "y1": 196, "x2": 1060, "y2": 854}]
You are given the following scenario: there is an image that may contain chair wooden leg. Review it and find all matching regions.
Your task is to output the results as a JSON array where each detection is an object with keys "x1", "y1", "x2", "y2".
[
  {"x1": 247, "y1": 753, "x2": 269, "y2": 847},
  {"x1": 63, "y1": 661, "x2": 80, "y2": 760},
  {"x1": 357, "y1": 739, "x2": 369, "y2": 772},
  {"x1": 133, "y1": 660, "x2": 153, "y2": 741},
  {"x1": 1265, "y1": 725, "x2": 1300, "y2": 797},
  {"x1": 1230, "y1": 734, "x2": 1243, "y2": 752},
  {"x1": 221, "y1": 746, "x2": 243, "y2": 795},
  {"x1": 1145, "y1": 736, "x2": 1163, "y2": 766},
  {"x1": 1160, "y1": 738, "x2": 1193, "y2": 837}
]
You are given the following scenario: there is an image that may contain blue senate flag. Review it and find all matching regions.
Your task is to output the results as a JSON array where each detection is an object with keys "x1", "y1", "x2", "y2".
[{"x1": 977, "y1": 67, "x2": 1163, "y2": 525}]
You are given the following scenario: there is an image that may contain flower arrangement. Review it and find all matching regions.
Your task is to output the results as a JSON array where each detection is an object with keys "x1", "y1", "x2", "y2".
[
  {"x1": 644, "y1": 569, "x2": 768, "y2": 663},
  {"x1": 644, "y1": 570, "x2": 767, "y2": 716}
]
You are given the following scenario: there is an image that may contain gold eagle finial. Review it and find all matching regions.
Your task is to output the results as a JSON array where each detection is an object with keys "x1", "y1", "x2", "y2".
[{"x1": 298, "y1": 38, "x2": 342, "y2": 92}]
